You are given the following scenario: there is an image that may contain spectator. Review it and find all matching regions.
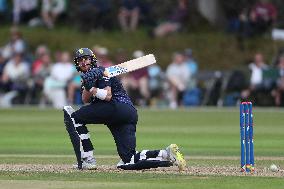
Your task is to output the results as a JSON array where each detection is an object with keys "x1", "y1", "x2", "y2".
[
  {"x1": 1, "y1": 53, "x2": 30, "y2": 105},
  {"x1": 118, "y1": 0, "x2": 141, "y2": 32},
  {"x1": 184, "y1": 49, "x2": 197, "y2": 75},
  {"x1": 272, "y1": 56, "x2": 284, "y2": 106},
  {"x1": 166, "y1": 52, "x2": 190, "y2": 109},
  {"x1": 113, "y1": 48, "x2": 129, "y2": 92},
  {"x1": 182, "y1": 48, "x2": 201, "y2": 107},
  {"x1": 121, "y1": 50, "x2": 150, "y2": 106},
  {"x1": 30, "y1": 53, "x2": 52, "y2": 104},
  {"x1": 137, "y1": 0, "x2": 154, "y2": 27},
  {"x1": 67, "y1": 70, "x2": 82, "y2": 105},
  {"x1": 2, "y1": 27, "x2": 27, "y2": 61},
  {"x1": 230, "y1": 6, "x2": 253, "y2": 50},
  {"x1": 31, "y1": 45, "x2": 50, "y2": 75},
  {"x1": 184, "y1": 48, "x2": 198, "y2": 89},
  {"x1": 151, "y1": 0, "x2": 188, "y2": 38},
  {"x1": 0, "y1": 0, "x2": 8, "y2": 23},
  {"x1": 223, "y1": 1, "x2": 244, "y2": 34},
  {"x1": 0, "y1": 50, "x2": 7, "y2": 92},
  {"x1": 249, "y1": 0, "x2": 277, "y2": 35},
  {"x1": 238, "y1": 0, "x2": 277, "y2": 39},
  {"x1": 271, "y1": 47, "x2": 284, "y2": 67},
  {"x1": 241, "y1": 53, "x2": 269, "y2": 102},
  {"x1": 92, "y1": 46, "x2": 113, "y2": 68},
  {"x1": 223, "y1": 70, "x2": 247, "y2": 106},
  {"x1": 75, "y1": 0, "x2": 112, "y2": 32},
  {"x1": 41, "y1": 0, "x2": 67, "y2": 29},
  {"x1": 114, "y1": 48, "x2": 129, "y2": 64},
  {"x1": 147, "y1": 61, "x2": 165, "y2": 106},
  {"x1": 13, "y1": 0, "x2": 38, "y2": 25},
  {"x1": 249, "y1": 53, "x2": 269, "y2": 89},
  {"x1": 43, "y1": 51, "x2": 75, "y2": 109}
]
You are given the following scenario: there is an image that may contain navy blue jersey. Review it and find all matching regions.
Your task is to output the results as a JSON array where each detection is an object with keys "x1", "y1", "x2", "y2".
[{"x1": 82, "y1": 67, "x2": 134, "y2": 107}]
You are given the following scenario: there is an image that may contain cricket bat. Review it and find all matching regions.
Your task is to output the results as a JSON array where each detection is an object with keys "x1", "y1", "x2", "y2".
[{"x1": 104, "y1": 54, "x2": 156, "y2": 77}]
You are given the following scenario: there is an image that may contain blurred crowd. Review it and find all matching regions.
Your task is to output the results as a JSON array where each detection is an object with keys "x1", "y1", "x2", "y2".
[
  {"x1": 0, "y1": 0, "x2": 282, "y2": 37},
  {"x1": 227, "y1": 0, "x2": 277, "y2": 36},
  {"x1": 0, "y1": 26, "x2": 197, "y2": 109},
  {"x1": 225, "y1": 0, "x2": 279, "y2": 50},
  {"x1": 1, "y1": 0, "x2": 284, "y2": 108},
  {"x1": 0, "y1": 0, "x2": 189, "y2": 37},
  {"x1": 1, "y1": 0, "x2": 67, "y2": 29},
  {"x1": 1, "y1": 26, "x2": 284, "y2": 108},
  {"x1": 219, "y1": 51, "x2": 284, "y2": 107}
]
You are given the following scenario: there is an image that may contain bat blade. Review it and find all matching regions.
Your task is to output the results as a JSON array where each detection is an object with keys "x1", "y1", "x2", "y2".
[{"x1": 104, "y1": 54, "x2": 156, "y2": 77}]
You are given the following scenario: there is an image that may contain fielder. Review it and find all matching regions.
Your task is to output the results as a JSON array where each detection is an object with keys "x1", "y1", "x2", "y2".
[{"x1": 63, "y1": 48, "x2": 186, "y2": 170}]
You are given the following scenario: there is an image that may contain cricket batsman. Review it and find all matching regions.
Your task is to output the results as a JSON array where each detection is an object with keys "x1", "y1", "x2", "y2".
[{"x1": 63, "y1": 48, "x2": 186, "y2": 170}]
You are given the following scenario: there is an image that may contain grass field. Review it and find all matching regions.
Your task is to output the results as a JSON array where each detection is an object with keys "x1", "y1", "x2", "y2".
[{"x1": 0, "y1": 107, "x2": 284, "y2": 189}]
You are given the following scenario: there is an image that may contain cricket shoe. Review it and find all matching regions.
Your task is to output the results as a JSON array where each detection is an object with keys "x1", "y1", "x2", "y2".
[
  {"x1": 73, "y1": 158, "x2": 97, "y2": 170},
  {"x1": 166, "y1": 144, "x2": 187, "y2": 171}
]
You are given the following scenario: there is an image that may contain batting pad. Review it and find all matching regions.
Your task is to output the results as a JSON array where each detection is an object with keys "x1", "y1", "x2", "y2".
[{"x1": 63, "y1": 106, "x2": 83, "y2": 169}]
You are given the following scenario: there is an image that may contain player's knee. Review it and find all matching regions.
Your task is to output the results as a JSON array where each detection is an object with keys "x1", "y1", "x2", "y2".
[
  {"x1": 64, "y1": 109, "x2": 72, "y2": 126},
  {"x1": 71, "y1": 112, "x2": 84, "y2": 125},
  {"x1": 63, "y1": 107, "x2": 82, "y2": 132}
]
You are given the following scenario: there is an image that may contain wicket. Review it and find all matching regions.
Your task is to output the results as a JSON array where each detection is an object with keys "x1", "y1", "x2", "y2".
[{"x1": 240, "y1": 102, "x2": 254, "y2": 172}]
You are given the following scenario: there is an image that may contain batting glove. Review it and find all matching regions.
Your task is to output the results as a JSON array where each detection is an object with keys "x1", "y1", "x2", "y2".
[
  {"x1": 89, "y1": 68, "x2": 104, "y2": 79},
  {"x1": 81, "y1": 74, "x2": 95, "y2": 91},
  {"x1": 81, "y1": 68, "x2": 104, "y2": 91}
]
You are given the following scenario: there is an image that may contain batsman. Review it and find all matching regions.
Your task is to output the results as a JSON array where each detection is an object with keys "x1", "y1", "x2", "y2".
[{"x1": 63, "y1": 48, "x2": 186, "y2": 170}]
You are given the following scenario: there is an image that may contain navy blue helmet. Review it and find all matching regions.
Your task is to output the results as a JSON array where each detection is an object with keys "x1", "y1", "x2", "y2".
[{"x1": 74, "y1": 48, "x2": 97, "y2": 72}]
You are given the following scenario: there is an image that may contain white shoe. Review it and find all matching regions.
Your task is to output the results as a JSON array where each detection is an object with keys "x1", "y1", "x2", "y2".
[
  {"x1": 166, "y1": 144, "x2": 187, "y2": 171},
  {"x1": 73, "y1": 158, "x2": 97, "y2": 170}
]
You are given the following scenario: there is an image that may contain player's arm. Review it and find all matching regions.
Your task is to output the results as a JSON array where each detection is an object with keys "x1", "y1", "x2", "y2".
[
  {"x1": 82, "y1": 87, "x2": 93, "y2": 104},
  {"x1": 82, "y1": 86, "x2": 112, "y2": 103}
]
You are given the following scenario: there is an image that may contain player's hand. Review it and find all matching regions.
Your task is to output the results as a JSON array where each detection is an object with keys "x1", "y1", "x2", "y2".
[
  {"x1": 81, "y1": 68, "x2": 104, "y2": 91},
  {"x1": 87, "y1": 68, "x2": 104, "y2": 80}
]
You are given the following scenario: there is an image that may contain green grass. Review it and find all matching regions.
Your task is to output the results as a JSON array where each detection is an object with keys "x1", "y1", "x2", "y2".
[
  {"x1": 0, "y1": 107, "x2": 284, "y2": 156},
  {"x1": 0, "y1": 172, "x2": 284, "y2": 189},
  {"x1": 0, "y1": 107, "x2": 284, "y2": 188}
]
